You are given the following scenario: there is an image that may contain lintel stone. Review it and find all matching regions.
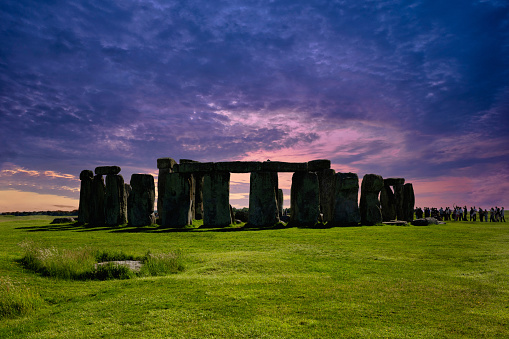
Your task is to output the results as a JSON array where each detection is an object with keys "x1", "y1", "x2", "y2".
[
  {"x1": 384, "y1": 178, "x2": 405, "y2": 186},
  {"x1": 261, "y1": 161, "x2": 308, "y2": 172},
  {"x1": 179, "y1": 162, "x2": 216, "y2": 173},
  {"x1": 308, "y1": 159, "x2": 331, "y2": 172},
  {"x1": 216, "y1": 161, "x2": 262, "y2": 173},
  {"x1": 95, "y1": 166, "x2": 121, "y2": 175}
]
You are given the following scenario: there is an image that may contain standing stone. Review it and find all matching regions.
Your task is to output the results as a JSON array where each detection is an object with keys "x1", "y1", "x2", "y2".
[
  {"x1": 194, "y1": 173, "x2": 204, "y2": 220},
  {"x1": 249, "y1": 172, "x2": 279, "y2": 227},
  {"x1": 380, "y1": 184, "x2": 397, "y2": 221},
  {"x1": 317, "y1": 169, "x2": 336, "y2": 223},
  {"x1": 128, "y1": 174, "x2": 156, "y2": 226},
  {"x1": 277, "y1": 189, "x2": 284, "y2": 219},
  {"x1": 104, "y1": 174, "x2": 128, "y2": 226},
  {"x1": 402, "y1": 183, "x2": 415, "y2": 222},
  {"x1": 394, "y1": 184, "x2": 405, "y2": 220},
  {"x1": 156, "y1": 157, "x2": 177, "y2": 220},
  {"x1": 89, "y1": 174, "x2": 105, "y2": 225},
  {"x1": 180, "y1": 160, "x2": 200, "y2": 219},
  {"x1": 161, "y1": 173, "x2": 192, "y2": 227},
  {"x1": 203, "y1": 172, "x2": 231, "y2": 227},
  {"x1": 359, "y1": 174, "x2": 384, "y2": 226},
  {"x1": 78, "y1": 170, "x2": 94, "y2": 224},
  {"x1": 331, "y1": 172, "x2": 360, "y2": 226},
  {"x1": 290, "y1": 172, "x2": 320, "y2": 226}
]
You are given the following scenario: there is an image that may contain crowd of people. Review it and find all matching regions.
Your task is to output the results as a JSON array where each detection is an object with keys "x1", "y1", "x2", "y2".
[{"x1": 414, "y1": 206, "x2": 505, "y2": 222}]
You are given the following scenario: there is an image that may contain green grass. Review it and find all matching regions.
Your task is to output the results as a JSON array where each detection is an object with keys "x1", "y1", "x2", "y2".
[{"x1": 0, "y1": 215, "x2": 508, "y2": 338}]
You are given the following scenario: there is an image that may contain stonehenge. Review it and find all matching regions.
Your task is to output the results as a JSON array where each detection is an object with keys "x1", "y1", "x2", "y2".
[{"x1": 78, "y1": 158, "x2": 415, "y2": 228}]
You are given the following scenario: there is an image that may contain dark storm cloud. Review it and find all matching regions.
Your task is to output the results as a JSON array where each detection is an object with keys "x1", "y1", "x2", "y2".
[{"x1": 1, "y1": 0, "x2": 508, "y2": 205}]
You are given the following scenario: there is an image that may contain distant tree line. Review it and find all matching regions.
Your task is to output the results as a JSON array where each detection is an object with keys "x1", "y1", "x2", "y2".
[{"x1": 1, "y1": 210, "x2": 78, "y2": 216}]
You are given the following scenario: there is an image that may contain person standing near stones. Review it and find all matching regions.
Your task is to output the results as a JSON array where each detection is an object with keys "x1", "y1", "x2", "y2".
[{"x1": 501, "y1": 207, "x2": 505, "y2": 222}]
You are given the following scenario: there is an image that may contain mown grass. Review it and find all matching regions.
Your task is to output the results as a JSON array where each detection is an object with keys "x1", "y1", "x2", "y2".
[{"x1": 0, "y1": 215, "x2": 508, "y2": 338}]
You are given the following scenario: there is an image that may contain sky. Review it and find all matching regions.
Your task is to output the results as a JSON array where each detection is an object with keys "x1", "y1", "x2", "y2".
[{"x1": 1, "y1": 0, "x2": 508, "y2": 213}]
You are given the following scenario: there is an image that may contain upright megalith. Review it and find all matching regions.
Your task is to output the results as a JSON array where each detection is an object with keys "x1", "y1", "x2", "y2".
[
  {"x1": 277, "y1": 189, "x2": 284, "y2": 219},
  {"x1": 203, "y1": 171, "x2": 231, "y2": 227},
  {"x1": 380, "y1": 178, "x2": 405, "y2": 221},
  {"x1": 161, "y1": 173, "x2": 192, "y2": 227},
  {"x1": 194, "y1": 173, "x2": 204, "y2": 220},
  {"x1": 317, "y1": 169, "x2": 336, "y2": 223},
  {"x1": 180, "y1": 159, "x2": 199, "y2": 219},
  {"x1": 156, "y1": 157, "x2": 177, "y2": 217},
  {"x1": 104, "y1": 173, "x2": 128, "y2": 226},
  {"x1": 248, "y1": 171, "x2": 279, "y2": 227},
  {"x1": 402, "y1": 183, "x2": 415, "y2": 222},
  {"x1": 360, "y1": 174, "x2": 384, "y2": 226},
  {"x1": 331, "y1": 172, "x2": 360, "y2": 226},
  {"x1": 89, "y1": 174, "x2": 105, "y2": 225},
  {"x1": 380, "y1": 184, "x2": 396, "y2": 221},
  {"x1": 78, "y1": 170, "x2": 94, "y2": 224},
  {"x1": 128, "y1": 174, "x2": 156, "y2": 226},
  {"x1": 290, "y1": 172, "x2": 320, "y2": 226}
]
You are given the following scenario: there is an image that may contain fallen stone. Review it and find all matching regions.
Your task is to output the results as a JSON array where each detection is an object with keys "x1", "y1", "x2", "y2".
[
  {"x1": 411, "y1": 217, "x2": 439, "y2": 226},
  {"x1": 382, "y1": 220, "x2": 408, "y2": 226}
]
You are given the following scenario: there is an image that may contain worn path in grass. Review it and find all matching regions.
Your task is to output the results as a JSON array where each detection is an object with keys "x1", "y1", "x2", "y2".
[{"x1": 1, "y1": 216, "x2": 508, "y2": 338}]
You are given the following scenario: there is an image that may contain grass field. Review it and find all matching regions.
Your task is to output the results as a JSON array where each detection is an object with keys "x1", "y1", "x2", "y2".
[{"x1": 1, "y1": 215, "x2": 508, "y2": 338}]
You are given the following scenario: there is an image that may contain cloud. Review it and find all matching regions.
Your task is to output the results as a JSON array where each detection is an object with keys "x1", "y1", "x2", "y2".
[{"x1": 0, "y1": 0, "x2": 508, "y2": 209}]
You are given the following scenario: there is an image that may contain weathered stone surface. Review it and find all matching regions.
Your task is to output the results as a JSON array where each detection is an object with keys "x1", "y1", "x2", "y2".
[
  {"x1": 261, "y1": 161, "x2": 308, "y2": 172},
  {"x1": 317, "y1": 169, "x2": 336, "y2": 223},
  {"x1": 80, "y1": 170, "x2": 93, "y2": 181},
  {"x1": 104, "y1": 174, "x2": 128, "y2": 226},
  {"x1": 179, "y1": 159, "x2": 199, "y2": 164},
  {"x1": 50, "y1": 217, "x2": 75, "y2": 224},
  {"x1": 380, "y1": 184, "x2": 396, "y2": 222},
  {"x1": 215, "y1": 161, "x2": 262, "y2": 173},
  {"x1": 402, "y1": 183, "x2": 415, "y2": 222},
  {"x1": 203, "y1": 172, "x2": 231, "y2": 227},
  {"x1": 384, "y1": 178, "x2": 405, "y2": 186},
  {"x1": 394, "y1": 184, "x2": 405, "y2": 221},
  {"x1": 360, "y1": 174, "x2": 383, "y2": 226},
  {"x1": 248, "y1": 172, "x2": 279, "y2": 227},
  {"x1": 89, "y1": 175, "x2": 105, "y2": 225},
  {"x1": 331, "y1": 172, "x2": 360, "y2": 226},
  {"x1": 95, "y1": 166, "x2": 121, "y2": 175},
  {"x1": 157, "y1": 158, "x2": 177, "y2": 170},
  {"x1": 179, "y1": 162, "x2": 216, "y2": 173},
  {"x1": 161, "y1": 173, "x2": 192, "y2": 227},
  {"x1": 194, "y1": 174, "x2": 204, "y2": 219},
  {"x1": 78, "y1": 170, "x2": 94, "y2": 224},
  {"x1": 277, "y1": 189, "x2": 284, "y2": 219},
  {"x1": 128, "y1": 174, "x2": 156, "y2": 226},
  {"x1": 290, "y1": 172, "x2": 320, "y2": 226},
  {"x1": 412, "y1": 217, "x2": 438, "y2": 226},
  {"x1": 308, "y1": 159, "x2": 331, "y2": 172}
]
